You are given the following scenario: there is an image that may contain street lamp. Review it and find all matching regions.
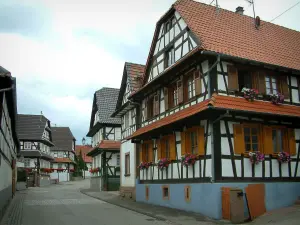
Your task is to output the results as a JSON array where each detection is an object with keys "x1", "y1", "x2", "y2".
[{"x1": 82, "y1": 137, "x2": 86, "y2": 145}]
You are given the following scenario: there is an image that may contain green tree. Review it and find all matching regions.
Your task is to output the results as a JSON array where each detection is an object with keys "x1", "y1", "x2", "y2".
[{"x1": 78, "y1": 150, "x2": 87, "y2": 171}]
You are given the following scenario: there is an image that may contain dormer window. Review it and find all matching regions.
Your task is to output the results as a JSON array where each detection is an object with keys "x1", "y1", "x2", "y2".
[{"x1": 165, "y1": 47, "x2": 175, "y2": 68}]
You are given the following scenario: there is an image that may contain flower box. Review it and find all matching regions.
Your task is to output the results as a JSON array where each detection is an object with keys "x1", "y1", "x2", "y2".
[
  {"x1": 138, "y1": 162, "x2": 153, "y2": 170},
  {"x1": 270, "y1": 93, "x2": 284, "y2": 105},
  {"x1": 181, "y1": 153, "x2": 198, "y2": 167},
  {"x1": 248, "y1": 151, "x2": 265, "y2": 164},
  {"x1": 277, "y1": 152, "x2": 291, "y2": 163},
  {"x1": 242, "y1": 88, "x2": 258, "y2": 102},
  {"x1": 157, "y1": 158, "x2": 171, "y2": 170}
]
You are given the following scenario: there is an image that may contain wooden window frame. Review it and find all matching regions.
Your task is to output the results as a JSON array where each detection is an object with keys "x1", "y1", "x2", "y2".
[
  {"x1": 184, "y1": 186, "x2": 191, "y2": 202},
  {"x1": 24, "y1": 142, "x2": 31, "y2": 150},
  {"x1": 243, "y1": 123, "x2": 261, "y2": 153},
  {"x1": 185, "y1": 127, "x2": 199, "y2": 155},
  {"x1": 153, "y1": 94, "x2": 160, "y2": 116},
  {"x1": 162, "y1": 185, "x2": 170, "y2": 200},
  {"x1": 125, "y1": 153, "x2": 130, "y2": 176},
  {"x1": 164, "y1": 46, "x2": 175, "y2": 69},
  {"x1": 142, "y1": 140, "x2": 153, "y2": 162}
]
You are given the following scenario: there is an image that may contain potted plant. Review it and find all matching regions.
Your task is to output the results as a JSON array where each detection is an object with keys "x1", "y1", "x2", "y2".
[
  {"x1": 242, "y1": 88, "x2": 258, "y2": 102},
  {"x1": 248, "y1": 151, "x2": 265, "y2": 164},
  {"x1": 181, "y1": 153, "x2": 198, "y2": 167},
  {"x1": 157, "y1": 158, "x2": 171, "y2": 170},
  {"x1": 138, "y1": 162, "x2": 153, "y2": 170},
  {"x1": 277, "y1": 152, "x2": 291, "y2": 163},
  {"x1": 270, "y1": 93, "x2": 284, "y2": 105}
]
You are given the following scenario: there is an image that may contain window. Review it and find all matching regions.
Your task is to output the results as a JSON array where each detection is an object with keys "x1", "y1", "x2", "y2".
[
  {"x1": 187, "y1": 75, "x2": 196, "y2": 99},
  {"x1": 158, "y1": 134, "x2": 176, "y2": 160},
  {"x1": 244, "y1": 125, "x2": 260, "y2": 152},
  {"x1": 24, "y1": 142, "x2": 31, "y2": 150},
  {"x1": 172, "y1": 84, "x2": 179, "y2": 106},
  {"x1": 265, "y1": 76, "x2": 278, "y2": 95},
  {"x1": 165, "y1": 17, "x2": 175, "y2": 33},
  {"x1": 181, "y1": 127, "x2": 204, "y2": 155},
  {"x1": 184, "y1": 186, "x2": 191, "y2": 202},
  {"x1": 272, "y1": 129, "x2": 284, "y2": 153},
  {"x1": 165, "y1": 47, "x2": 174, "y2": 68},
  {"x1": 190, "y1": 131, "x2": 198, "y2": 154},
  {"x1": 238, "y1": 70, "x2": 252, "y2": 90},
  {"x1": 162, "y1": 186, "x2": 169, "y2": 200},
  {"x1": 185, "y1": 70, "x2": 201, "y2": 99},
  {"x1": 153, "y1": 94, "x2": 160, "y2": 116},
  {"x1": 125, "y1": 112, "x2": 129, "y2": 128},
  {"x1": 24, "y1": 158, "x2": 30, "y2": 167},
  {"x1": 125, "y1": 153, "x2": 130, "y2": 175},
  {"x1": 54, "y1": 152, "x2": 58, "y2": 158},
  {"x1": 117, "y1": 154, "x2": 120, "y2": 166}
]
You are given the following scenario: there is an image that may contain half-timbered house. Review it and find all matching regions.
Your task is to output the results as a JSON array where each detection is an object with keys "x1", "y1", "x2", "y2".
[
  {"x1": 127, "y1": 0, "x2": 300, "y2": 220},
  {"x1": 0, "y1": 66, "x2": 20, "y2": 221},
  {"x1": 50, "y1": 127, "x2": 76, "y2": 182},
  {"x1": 17, "y1": 114, "x2": 54, "y2": 186},
  {"x1": 86, "y1": 87, "x2": 121, "y2": 191},
  {"x1": 112, "y1": 62, "x2": 145, "y2": 199}
]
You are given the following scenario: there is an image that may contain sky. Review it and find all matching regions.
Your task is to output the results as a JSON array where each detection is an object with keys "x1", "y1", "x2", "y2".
[{"x1": 0, "y1": 0, "x2": 299, "y2": 144}]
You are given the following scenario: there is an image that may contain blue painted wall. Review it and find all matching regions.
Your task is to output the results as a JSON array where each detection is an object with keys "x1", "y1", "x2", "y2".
[{"x1": 136, "y1": 180, "x2": 300, "y2": 220}]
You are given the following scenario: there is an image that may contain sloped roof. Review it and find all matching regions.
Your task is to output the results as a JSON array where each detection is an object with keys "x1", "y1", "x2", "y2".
[
  {"x1": 17, "y1": 114, "x2": 50, "y2": 141},
  {"x1": 51, "y1": 127, "x2": 75, "y2": 151},
  {"x1": 141, "y1": 0, "x2": 300, "y2": 86},
  {"x1": 0, "y1": 66, "x2": 11, "y2": 77},
  {"x1": 75, "y1": 145, "x2": 93, "y2": 163},
  {"x1": 128, "y1": 94, "x2": 300, "y2": 139},
  {"x1": 87, "y1": 140, "x2": 120, "y2": 157},
  {"x1": 95, "y1": 87, "x2": 121, "y2": 124}
]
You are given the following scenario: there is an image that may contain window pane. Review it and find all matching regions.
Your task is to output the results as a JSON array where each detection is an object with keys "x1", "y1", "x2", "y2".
[
  {"x1": 252, "y1": 144, "x2": 258, "y2": 151},
  {"x1": 246, "y1": 144, "x2": 251, "y2": 151},
  {"x1": 272, "y1": 130, "x2": 277, "y2": 152},
  {"x1": 272, "y1": 78, "x2": 276, "y2": 83},
  {"x1": 244, "y1": 135, "x2": 250, "y2": 143},
  {"x1": 244, "y1": 128, "x2": 250, "y2": 135},
  {"x1": 272, "y1": 82, "x2": 277, "y2": 91},
  {"x1": 265, "y1": 82, "x2": 270, "y2": 88},
  {"x1": 278, "y1": 130, "x2": 283, "y2": 152}
]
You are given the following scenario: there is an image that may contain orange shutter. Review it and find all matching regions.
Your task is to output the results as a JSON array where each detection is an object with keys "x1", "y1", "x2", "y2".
[
  {"x1": 157, "y1": 139, "x2": 162, "y2": 160},
  {"x1": 233, "y1": 124, "x2": 245, "y2": 154},
  {"x1": 169, "y1": 134, "x2": 176, "y2": 160},
  {"x1": 258, "y1": 72, "x2": 266, "y2": 94},
  {"x1": 177, "y1": 80, "x2": 183, "y2": 104},
  {"x1": 252, "y1": 72, "x2": 259, "y2": 91},
  {"x1": 197, "y1": 127, "x2": 205, "y2": 155},
  {"x1": 181, "y1": 131, "x2": 186, "y2": 156},
  {"x1": 227, "y1": 65, "x2": 239, "y2": 91},
  {"x1": 279, "y1": 76, "x2": 289, "y2": 99},
  {"x1": 195, "y1": 70, "x2": 202, "y2": 95},
  {"x1": 164, "y1": 88, "x2": 169, "y2": 111},
  {"x1": 139, "y1": 147, "x2": 143, "y2": 164},
  {"x1": 288, "y1": 128, "x2": 296, "y2": 156},
  {"x1": 263, "y1": 126, "x2": 273, "y2": 155}
]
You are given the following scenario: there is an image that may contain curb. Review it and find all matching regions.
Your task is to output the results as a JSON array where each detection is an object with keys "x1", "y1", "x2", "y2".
[{"x1": 80, "y1": 190, "x2": 168, "y2": 222}]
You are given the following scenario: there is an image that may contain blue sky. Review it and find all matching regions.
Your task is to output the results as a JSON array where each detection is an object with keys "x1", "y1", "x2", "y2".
[{"x1": 0, "y1": 0, "x2": 299, "y2": 144}]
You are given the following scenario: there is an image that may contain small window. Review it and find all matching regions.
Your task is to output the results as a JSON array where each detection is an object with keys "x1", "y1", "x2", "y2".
[
  {"x1": 54, "y1": 152, "x2": 58, "y2": 158},
  {"x1": 272, "y1": 128, "x2": 285, "y2": 153},
  {"x1": 244, "y1": 125, "x2": 260, "y2": 152},
  {"x1": 184, "y1": 186, "x2": 191, "y2": 202},
  {"x1": 162, "y1": 186, "x2": 169, "y2": 200},
  {"x1": 265, "y1": 76, "x2": 278, "y2": 95},
  {"x1": 125, "y1": 112, "x2": 129, "y2": 128},
  {"x1": 117, "y1": 154, "x2": 120, "y2": 166},
  {"x1": 145, "y1": 186, "x2": 149, "y2": 200},
  {"x1": 24, "y1": 158, "x2": 30, "y2": 167},
  {"x1": 188, "y1": 75, "x2": 196, "y2": 99},
  {"x1": 165, "y1": 47, "x2": 175, "y2": 68},
  {"x1": 24, "y1": 142, "x2": 31, "y2": 150},
  {"x1": 125, "y1": 153, "x2": 130, "y2": 175}
]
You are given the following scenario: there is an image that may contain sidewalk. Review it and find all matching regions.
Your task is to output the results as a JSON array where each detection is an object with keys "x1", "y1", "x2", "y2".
[
  {"x1": 0, "y1": 191, "x2": 27, "y2": 225},
  {"x1": 80, "y1": 189, "x2": 225, "y2": 225}
]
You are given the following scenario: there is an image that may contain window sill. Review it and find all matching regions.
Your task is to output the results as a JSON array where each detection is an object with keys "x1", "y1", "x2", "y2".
[{"x1": 124, "y1": 174, "x2": 131, "y2": 177}]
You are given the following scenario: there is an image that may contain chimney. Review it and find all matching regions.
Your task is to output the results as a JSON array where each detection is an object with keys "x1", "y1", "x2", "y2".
[{"x1": 235, "y1": 6, "x2": 244, "y2": 15}]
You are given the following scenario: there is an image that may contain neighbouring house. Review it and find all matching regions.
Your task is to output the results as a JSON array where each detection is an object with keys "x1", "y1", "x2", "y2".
[
  {"x1": 75, "y1": 145, "x2": 93, "y2": 177},
  {"x1": 111, "y1": 62, "x2": 145, "y2": 199},
  {"x1": 17, "y1": 114, "x2": 54, "y2": 187},
  {"x1": 50, "y1": 127, "x2": 76, "y2": 182},
  {"x1": 126, "y1": 0, "x2": 300, "y2": 221},
  {"x1": 0, "y1": 66, "x2": 20, "y2": 221},
  {"x1": 86, "y1": 87, "x2": 121, "y2": 191}
]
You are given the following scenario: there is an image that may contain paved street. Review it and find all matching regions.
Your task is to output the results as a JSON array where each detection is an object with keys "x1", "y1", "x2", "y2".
[{"x1": 8, "y1": 180, "x2": 174, "y2": 225}]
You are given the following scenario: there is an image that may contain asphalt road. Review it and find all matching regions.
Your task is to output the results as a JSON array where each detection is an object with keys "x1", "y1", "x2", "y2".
[{"x1": 21, "y1": 180, "x2": 171, "y2": 225}]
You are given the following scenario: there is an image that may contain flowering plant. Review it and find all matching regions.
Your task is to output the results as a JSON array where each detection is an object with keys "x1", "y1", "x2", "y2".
[
  {"x1": 157, "y1": 158, "x2": 171, "y2": 169},
  {"x1": 242, "y1": 88, "x2": 258, "y2": 102},
  {"x1": 277, "y1": 152, "x2": 291, "y2": 163},
  {"x1": 270, "y1": 93, "x2": 284, "y2": 105},
  {"x1": 138, "y1": 162, "x2": 153, "y2": 170},
  {"x1": 89, "y1": 168, "x2": 100, "y2": 174},
  {"x1": 248, "y1": 151, "x2": 265, "y2": 164},
  {"x1": 181, "y1": 153, "x2": 198, "y2": 167}
]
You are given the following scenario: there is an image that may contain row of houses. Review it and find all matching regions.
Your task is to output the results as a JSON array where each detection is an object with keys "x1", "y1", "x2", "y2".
[
  {"x1": 0, "y1": 66, "x2": 85, "y2": 220},
  {"x1": 86, "y1": 0, "x2": 300, "y2": 221}
]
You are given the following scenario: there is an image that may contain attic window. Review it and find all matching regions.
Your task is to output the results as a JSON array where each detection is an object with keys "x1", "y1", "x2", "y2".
[{"x1": 165, "y1": 46, "x2": 175, "y2": 68}]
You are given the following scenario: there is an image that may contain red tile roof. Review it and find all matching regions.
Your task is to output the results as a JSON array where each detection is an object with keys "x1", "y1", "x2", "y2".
[
  {"x1": 174, "y1": 0, "x2": 300, "y2": 71},
  {"x1": 129, "y1": 94, "x2": 300, "y2": 139},
  {"x1": 54, "y1": 158, "x2": 73, "y2": 163},
  {"x1": 126, "y1": 63, "x2": 145, "y2": 92},
  {"x1": 75, "y1": 145, "x2": 93, "y2": 163},
  {"x1": 97, "y1": 140, "x2": 121, "y2": 150}
]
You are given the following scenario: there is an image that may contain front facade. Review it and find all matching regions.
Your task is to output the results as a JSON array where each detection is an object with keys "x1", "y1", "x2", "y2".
[
  {"x1": 86, "y1": 87, "x2": 121, "y2": 191},
  {"x1": 50, "y1": 127, "x2": 76, "y2": 182},
  {"x1": 17, "y1": 114, "x2": 54, "y2": 170},
  {"x1": 127, "y1": 0, "x2": 300, "y2": 220},
  {"x1": 112, "y1": 62, "x2": 145, "y2": 199},
  {"x1": 0, "y1": 66, "x2": 20, "y2": 220}
]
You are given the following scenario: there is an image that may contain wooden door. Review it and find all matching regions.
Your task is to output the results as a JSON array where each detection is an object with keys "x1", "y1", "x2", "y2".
[{"x1": 245, "y1": 184, "x2": 266, "y2": 220}]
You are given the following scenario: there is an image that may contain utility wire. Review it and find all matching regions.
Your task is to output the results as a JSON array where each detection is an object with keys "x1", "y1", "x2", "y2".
[
  {"x1": 269, "y1": 1, "x2": 300, "y2": 23},
  {"x1": 209, "y1": 0, "x2": 215, "y2": 5}
]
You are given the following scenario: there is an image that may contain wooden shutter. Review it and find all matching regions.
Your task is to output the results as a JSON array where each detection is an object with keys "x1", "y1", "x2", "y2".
[
  {"x1": 144, "y1": 100, "x2": 148, "y2": 121},
  {"x1": 169, "y1": 134, "x2": 176, "y2": 160},
  {"x1": 258, "y1": 72, "x2": 266, "y2": 94},
  {"x1": 157, "y1": 139, "x2": 162, "y2": 160},
  {"x1": 252, "y1": 71, "x2": 259, "y2": 91},
  {"x1": 288, "y1": 128, "x2": 296, "y2": 156},
  {"x1": 153, "y1": 95, "x2": 159, "y2": 116},
  {"x1": 197, "y1": 127, "x2": 205, "y2": 155},
  {"x1": 279, "y1": 76, "x2": 289, "y2": 99},
  {"x1": 195, "y1": 70, "x2": 202, "y2": 95},
  {"x1": 263, "y1": 126, "x2": 273, "y2": 155},
  {"x1": 148, "y1": 141, "x2": 154, "y2": 161},
  {"x1": 164, "y1": 88, "x2": 169, "y2": 111},
  {"x1": 177, "y1": 80, "x2": 183, "y2": 104},
  {"x1": 181, "y1": 131, "x2": 186, "y2": 156},
  {"x1": 140, "y1": 144, "x2": 146, "y2": 162},
  {"x1": 227, "y1": 65, "x2": 239, "y2": 91},
  {"x1": 233, "y1": 124, "x2": 245, "y2": 154}
]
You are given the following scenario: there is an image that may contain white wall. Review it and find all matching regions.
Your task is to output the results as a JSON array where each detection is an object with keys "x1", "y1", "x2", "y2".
[
  {"x1": 0, "y1": 157, "x2": 12, "y2": 192},
  {"x1": 121, "y1": 140, "x2": 136, "y2": 187},
  {"x1": 51, "y1": 172, "x2": 70, "y2": 182}
]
